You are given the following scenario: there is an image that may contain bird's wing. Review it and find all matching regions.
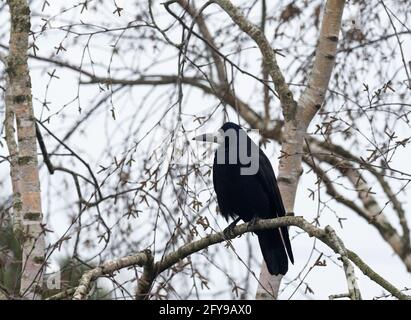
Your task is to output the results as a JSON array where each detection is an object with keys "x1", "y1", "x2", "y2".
[
  {"x1": 212, "y1": 160, "x2": 235, "y2": 221},
  {"x1": 257, "y1": 148, "x2": 294, "y2": 263}
]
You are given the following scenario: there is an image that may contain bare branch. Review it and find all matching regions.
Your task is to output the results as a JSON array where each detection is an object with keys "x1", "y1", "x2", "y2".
[
  {"x1": 309, "y1": 141, "x2": 411, "y2": 271},
  {"x1": 212, "y1": 0, "x2": 297, "y2": 121},
  {"x1": 347, "y1": 250, "x2": 409, "y2": 300},
  {"x1": 71, "y1": 216, "x2": 408, "y2": 300},
  {"x1": 324, "y1": 226, "x2": 362, "y2": 300},
  {"x1": 72, "y1": 250, "x2": 153, "y2": 300}
]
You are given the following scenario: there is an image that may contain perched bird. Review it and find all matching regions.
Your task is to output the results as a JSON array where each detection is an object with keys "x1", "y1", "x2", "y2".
[{"x1": 193, "y1": 122, "x2": 294, "y2": 275}]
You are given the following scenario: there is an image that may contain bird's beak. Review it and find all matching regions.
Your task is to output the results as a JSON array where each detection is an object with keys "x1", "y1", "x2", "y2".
[{"x1": 192, "y1": 131, "x2": 223, "y2": 144}]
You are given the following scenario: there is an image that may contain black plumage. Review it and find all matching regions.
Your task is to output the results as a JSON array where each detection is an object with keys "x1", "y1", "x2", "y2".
[{"x1": 211, "y1": 122, "x2": 294, "y2": 275}]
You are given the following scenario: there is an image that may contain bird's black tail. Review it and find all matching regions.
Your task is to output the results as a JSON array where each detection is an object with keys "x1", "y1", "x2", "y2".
[{"x1": 257, "y1": 229, "x2": 288, "y2": 275}]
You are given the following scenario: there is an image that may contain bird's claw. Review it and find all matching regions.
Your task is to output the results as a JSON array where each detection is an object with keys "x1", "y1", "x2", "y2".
[
  {"x1": 247, "y1": 217, "x2": 260, "y2": 230},
  {"x1": 223, "y1": 225, "x2": 236, "y2": 238},
  {"x1": 223, "y1": 217, "x2": 240, "y2": 238}
]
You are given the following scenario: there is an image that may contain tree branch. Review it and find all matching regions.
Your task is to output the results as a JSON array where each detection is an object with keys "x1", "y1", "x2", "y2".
[
  {"x1": 212, "y1": 0, "x2": 297, "y2": 121},
  {"x1": 324, "y1": 226, "x2": 362, "y2": 299},
  {"x1": 72, "y1": 250, "x2": 153, "y2": 300},
  {"x1": 309, "y1": 141, "x2": 411, "y2": 271},
  {"x1": 71, "y1": 216, "x2": 408, "y2": 300}
]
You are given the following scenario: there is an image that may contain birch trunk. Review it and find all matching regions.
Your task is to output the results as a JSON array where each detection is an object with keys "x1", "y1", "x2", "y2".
[
  {"x1": 5, "y1": 0, "x2": 45, "y2": 299},
  {"x1": 256, "y1": 0, "x2": 346, "y2": 299}
]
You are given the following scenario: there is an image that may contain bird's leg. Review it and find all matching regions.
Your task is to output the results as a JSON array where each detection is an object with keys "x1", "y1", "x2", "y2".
[
  {"x1": 223, "y1": 217, "x2": 241, "y2": 238},
  {"x1": 247, "y1": 216, "x2": 261, "y2": 230}
]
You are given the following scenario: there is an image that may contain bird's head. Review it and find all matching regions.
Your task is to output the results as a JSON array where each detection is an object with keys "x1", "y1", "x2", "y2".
[
  {"x1": 192, "y1": 122, "x2": 244, "y2": 145},
  {"x1": 193, "y1": 122, "x2": 259, "y2": 175}
]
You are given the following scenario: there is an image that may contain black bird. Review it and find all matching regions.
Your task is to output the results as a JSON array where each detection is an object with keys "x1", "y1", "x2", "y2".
[{"x1": 193, "y1": 122, "x2": 294, "y2": 275}]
